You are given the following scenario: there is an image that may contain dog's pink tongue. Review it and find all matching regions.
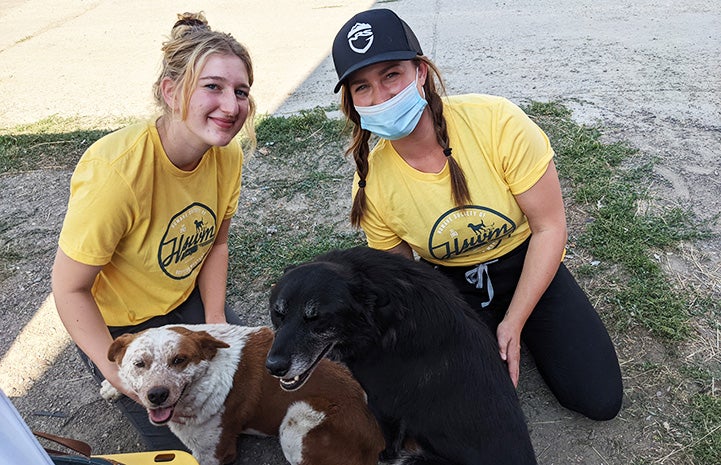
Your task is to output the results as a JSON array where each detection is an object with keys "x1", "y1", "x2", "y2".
[{"x1": 149, "y1": 407, "x2": 173, "y2": 424}]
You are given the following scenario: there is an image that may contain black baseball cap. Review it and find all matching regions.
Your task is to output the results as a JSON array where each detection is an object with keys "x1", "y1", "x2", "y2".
[{"x1": 332, "y1": 9, "x2": 423, "y2": 93}]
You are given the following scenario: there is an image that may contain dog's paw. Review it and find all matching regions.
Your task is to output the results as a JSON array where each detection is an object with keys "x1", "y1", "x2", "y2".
[{"x1": 100, "y1": 380, "x2": 122, "y2": 401}]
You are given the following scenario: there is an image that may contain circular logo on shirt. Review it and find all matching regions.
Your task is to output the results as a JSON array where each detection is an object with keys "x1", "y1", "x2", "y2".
[
  {"x1": 158, "y1": 203, "x2": 217, "y2": 280},
  {"x1": 428, "y1": 206, "x2": 516, "y2": 260}
]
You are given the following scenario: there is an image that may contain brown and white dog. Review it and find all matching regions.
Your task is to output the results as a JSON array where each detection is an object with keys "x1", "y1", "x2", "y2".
[{"x1": 102, "y1": 324, "x2": 383, "y2": 465}]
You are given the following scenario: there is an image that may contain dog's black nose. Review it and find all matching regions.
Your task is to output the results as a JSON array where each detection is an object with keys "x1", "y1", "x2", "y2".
[
  {"x1": 265, "y1": 355, "x2": 289, "y2": 377},
  {"x1": 147, "y1": 387, "x2": 169, "y2": 405}
]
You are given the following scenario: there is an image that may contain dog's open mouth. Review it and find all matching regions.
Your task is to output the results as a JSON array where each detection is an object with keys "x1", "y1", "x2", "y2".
[
  {"x1": 279, "y1": 344, "x2": 334, "y2": 392},
  {"x1": 145, "y1": 384, "x2": 187, "y2": 425},
  {"x1": 148, "y1": 405, "x2": 175, "y2": 425}
]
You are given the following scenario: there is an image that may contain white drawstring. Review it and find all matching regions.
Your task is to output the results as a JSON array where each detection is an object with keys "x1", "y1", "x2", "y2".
[{"x1": 464, "y1": 259, "x2": 498, "y2": 308}]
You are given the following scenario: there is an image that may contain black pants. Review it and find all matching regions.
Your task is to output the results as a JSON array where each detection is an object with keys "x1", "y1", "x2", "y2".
[
  {"x1": 427, "y1": 240, "x2": 623, "y2": 421},
  {"x1": 77, "y1": 287, "x2": 244, "y2": 451}
]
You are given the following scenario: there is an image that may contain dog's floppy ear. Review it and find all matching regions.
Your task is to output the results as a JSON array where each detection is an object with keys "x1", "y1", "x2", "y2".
[
  {"x1": 108, "y1": 333, "x2": 137, "y2": 364},
  {"x1": 350, "y1": 274, "x2": 391, "y2": 317},
  {"x1": 190, "y1": 330, "x2": 230, "y2": 360},
  {"x1": 349, "y1": 275, "x2": 403, "y2": 349}
]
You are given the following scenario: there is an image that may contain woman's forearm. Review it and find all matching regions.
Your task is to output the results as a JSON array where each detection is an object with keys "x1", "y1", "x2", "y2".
[
  {"x1": 51, "y1": 248, "x2": 128, "y2": 392},
  {"x1": 504, "y1": 229, "x2": 565, "y2": 328},
  {"x1": 197, "y1": 219, "x2": 232, "y2": 323},
  {"x1": 197, "y1": 241, "x2": 229, "y2": 323},
  {"x1": 507, "y1": 160, "x2": 568, "y2": 328},
  {"x1": 54, "y1": 289, "x2": 118, "y2": 377}
]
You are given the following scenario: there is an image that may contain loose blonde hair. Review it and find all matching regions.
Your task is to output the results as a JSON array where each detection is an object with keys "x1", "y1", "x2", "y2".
[
  {"x1": 153, "y1": 12, "x2": 256, "y2": 151},
  {"x1": 340, "y1": 56, "x2": 471, "y2": 228}
]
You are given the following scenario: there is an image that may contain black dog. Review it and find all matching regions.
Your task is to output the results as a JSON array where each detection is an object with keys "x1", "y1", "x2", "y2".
[{"x1": 265, "y1": 246, "x2": 537, "y2": 465}]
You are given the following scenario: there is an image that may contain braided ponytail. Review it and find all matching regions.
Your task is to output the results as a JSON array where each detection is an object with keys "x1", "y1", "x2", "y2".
[
  {"x1": 340, "y1": 88, "x2": 371, "y2": 228},
  {"x1": 349, "y1": 129, "x2": 371, "y2": 228},
  {"x1": 419, "y1": 57, "x2": 472, "y2": 207}
]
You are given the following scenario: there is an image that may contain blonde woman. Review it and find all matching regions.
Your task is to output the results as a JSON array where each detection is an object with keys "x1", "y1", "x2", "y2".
[{"x1": 52, "y1": 12, "x2": 254, "y2": 449}]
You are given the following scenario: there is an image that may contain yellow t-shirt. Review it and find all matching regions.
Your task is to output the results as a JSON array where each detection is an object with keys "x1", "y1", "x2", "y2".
[
  {"x1": 58, "y1": 121, "x2": 242, "y2": 326},
  {"x1": 354, "y1": 94, "x2": 554, "y2": 266}
]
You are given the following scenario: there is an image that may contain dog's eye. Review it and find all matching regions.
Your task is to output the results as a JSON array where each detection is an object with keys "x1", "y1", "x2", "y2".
[
  {"x1": 273, "y1": 302, "x2": 287, "y2": 317},
  {"x1": 133, "y1": 360, "x2": 145, "y2": 368},
  {"x1": 304, "y1": 303, "x2": 318, "y2": 320},
  {"x1": 172, "y1": 356, "x2": 186, "y2": 365},
  {"x1": 304, "y1": 310, "x2": 318, "y2": 320}
]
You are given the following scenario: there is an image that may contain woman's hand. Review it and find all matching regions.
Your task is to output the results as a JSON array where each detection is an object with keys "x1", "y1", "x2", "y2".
[
  {"x1": 100, "y1": 368, "x2": 140, "y2": 404},
  {"x1": 497, "y1": 318, "x2": 523, "y2": 387}
]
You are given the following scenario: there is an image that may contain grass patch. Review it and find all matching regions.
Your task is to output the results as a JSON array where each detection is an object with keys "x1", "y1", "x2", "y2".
[
  {"x1": 258, "y1": 171, "x2": 348, "y2": 201},
  {"x1": 0, "y1": 115, "x2": 122, "y2": 173},
  {"x1": 228, "y1": 223, "x2": 363, "y2": 291},
  {"x1": 525, "y1": 101, "x2": 710, "y2": 340},
  {"x1": 1, "y1": 104, "x2": 712, "y2": 339},
  {"x1": 0, "y1": 128, "x2": 109, "y2": 172},
  {"x1": 690, "y1": 394, "x2": 721, "y2": 462},
  {"x1": 255, "y1": 107, "x2": 348, "y2": 160},
  {"x1": 228, "y1": 108, "x2": 362, "y2": 305}
]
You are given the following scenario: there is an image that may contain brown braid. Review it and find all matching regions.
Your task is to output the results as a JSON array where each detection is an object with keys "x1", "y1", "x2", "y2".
[
  {"x1": 417, "y1": 57, "x2": 472, "y2": 207},
  {"x1": 340, "y1": 56, "x2": 472, "y2": 228},
  {"x1": 348, "y1": 122, "x2": 371, "y2": 228}
]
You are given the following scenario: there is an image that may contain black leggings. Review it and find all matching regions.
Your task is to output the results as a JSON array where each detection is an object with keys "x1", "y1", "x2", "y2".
[
  {"x1": 427, "y1": 240, "x2": 623, "y2": 421},
  {"x1": 77, "y1": 287, "x2": 244, "y2": 451}
]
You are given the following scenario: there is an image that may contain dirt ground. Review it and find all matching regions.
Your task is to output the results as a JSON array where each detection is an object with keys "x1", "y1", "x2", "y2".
[{"x1": 1, "y1": 0, "x2": 720, "y2": 464}]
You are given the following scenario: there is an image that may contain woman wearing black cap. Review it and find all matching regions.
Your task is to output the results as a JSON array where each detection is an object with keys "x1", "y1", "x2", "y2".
[{"x1": 332, "y1": 8, "x2": 623, "y2": 422}]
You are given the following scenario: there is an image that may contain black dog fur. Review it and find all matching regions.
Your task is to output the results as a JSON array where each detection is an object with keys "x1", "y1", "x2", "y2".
[{"x1": 265, "y1": 246, "x2": 537, "y2": 465}]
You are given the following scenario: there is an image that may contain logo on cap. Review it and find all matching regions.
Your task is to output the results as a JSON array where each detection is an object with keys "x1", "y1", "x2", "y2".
[{"x1": 347, "y1": 22, "x2": 373, "y2": 54}]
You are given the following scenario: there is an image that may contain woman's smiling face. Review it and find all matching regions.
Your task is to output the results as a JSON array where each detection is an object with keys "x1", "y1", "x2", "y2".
[{"x1": 182, "y1": 53, "x2": 251, "y2": 149}]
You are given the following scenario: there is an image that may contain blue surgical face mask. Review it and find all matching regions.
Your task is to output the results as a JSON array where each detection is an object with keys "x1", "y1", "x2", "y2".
[{"x1": 354, "y1": 70, "x2": 428, "y2": 141}]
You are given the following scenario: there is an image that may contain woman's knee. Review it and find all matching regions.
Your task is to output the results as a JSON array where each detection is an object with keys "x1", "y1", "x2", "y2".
[{"x1": 562, "y1": 386, "x2": 623, "y2": 421}]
